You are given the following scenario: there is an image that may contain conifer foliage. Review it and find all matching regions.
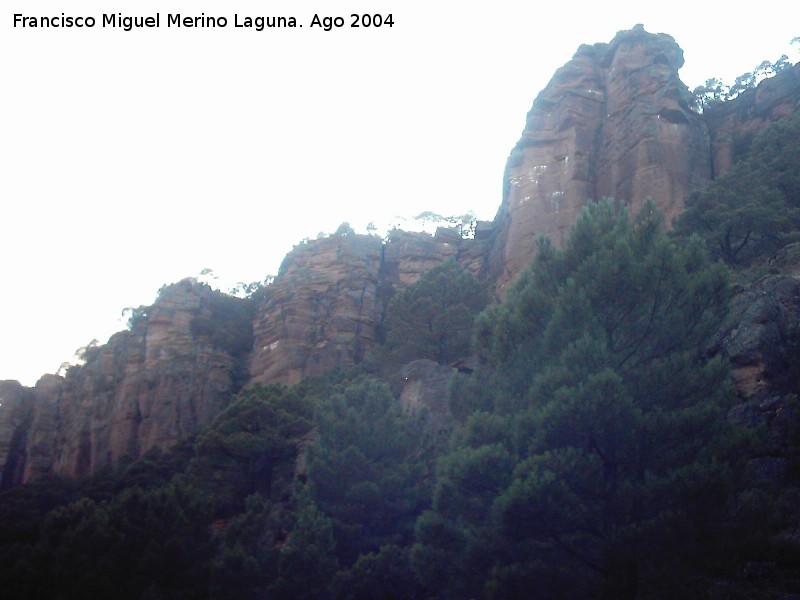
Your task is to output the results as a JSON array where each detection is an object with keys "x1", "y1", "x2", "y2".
[
  {"x1": 308, "y1": 378, "x2": 433, "y2": 567},
  {"x1": 413, "y1": 199, "x2": 733, "y2": 598},
  {"x1": 0, "y1": 199, "x2": 771, "y2": 599},
  {"x1": 383, "y1": 259, "x2": 489, "y2": 366},
  {"x1": 676, "y1": 116, "x2": 800, "y2": 264}
]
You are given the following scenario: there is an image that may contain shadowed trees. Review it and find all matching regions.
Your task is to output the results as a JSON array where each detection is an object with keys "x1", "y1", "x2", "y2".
[{"x1": 413, "y1": 200, "x2": 734, "y2": 599}]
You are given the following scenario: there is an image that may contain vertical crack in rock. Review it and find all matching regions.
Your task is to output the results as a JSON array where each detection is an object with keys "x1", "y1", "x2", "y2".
[
  {"x1": 489, "y1": 25, "x2": 711, "y2": 297},
  {"x1": 4, "y1": 27, "x2": 799, "y2": 482}
]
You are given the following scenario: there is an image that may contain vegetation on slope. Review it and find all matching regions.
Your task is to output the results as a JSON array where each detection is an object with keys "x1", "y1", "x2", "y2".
[
  {"x1": 676, "y1": 116, "x2": 800, "y2": 265},
  {"x1": 414, "y1": 200, "x2": 738, "y2": 598},
  {"x1": 4, "y1": 114, "x2": 800, "y2": 596},
  {"x1": 382, "y1": 259, "x2": 488, "y2": 368}
]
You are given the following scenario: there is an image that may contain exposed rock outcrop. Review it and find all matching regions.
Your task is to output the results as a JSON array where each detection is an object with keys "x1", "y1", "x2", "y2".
[
  {"x1": 399, "y1": 359, "x2": 455, "y2": 433},
  {"x1": 721, "y1": 274, "x2": 800, "y2": 400},
  {"x1": 490, "y1": 25, "x2": 711, "y2": 295},
  {"x1": 718, "y1": 244, "x2": 800, "y2": 498},
  {"x1": 705, "y1": 64, "x2": 800, "y2": 177},
  {"x1": 3, "y1": 279, "x2": 247, "y2": 483},
  {"x1": 720, "y1": 273, "x2": 800, "y2": 513},
  {"x1": 249, "y1": 234, "x2": 384, "y2": 387},
  {"x1": 4, "y1": 27, "x2": 800, "y2": 486},
  {"x1": 249, "y1": 230, "x2": 486, "y2": 386},
  {"x1": 0, "y1": 381, "x2": 33, "y2": 489}
]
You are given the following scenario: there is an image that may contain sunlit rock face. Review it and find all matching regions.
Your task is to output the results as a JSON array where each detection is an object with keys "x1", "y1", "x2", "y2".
[
  {"x1": 249, "y1": 234, "x2": 385, "y2": 387},
  {"x1": 12, "y1": 280, "x2": 242, "y2": 483},
  {"x1": 705, "y1": 63, "x2": 800, "y2": 177},
  {"x1": 249, "y1": 230, "x2": 486, "y2": 386},
  {"x1": 490, "y1": 25, "x2": 711, "y2": 297}
]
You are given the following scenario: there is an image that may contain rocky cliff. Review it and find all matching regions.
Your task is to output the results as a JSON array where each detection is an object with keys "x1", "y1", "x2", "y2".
[
  {"x1": 705, "y1": 63, "x2": 800, "y2": 177},
  {"x1": 0, "y1": 381, "x2": 33, "y2": 489},
  {"x1": 490, "y1": 25, "x2": 710, "y2": 295},
  {"x1": 0, "y1": 279, "x2": 248, "y2": 484},
  {"x1": 0, "y1": 229, "x2": 487, "y2": 481},
  {"x1": 249, "y1": 228, "x2": 487, "y2": 386},
  {"x1": 2, "y1": 26, "x2": 800, "y2": 484},
  {"x1": 249, "y1": 234, "x2": 384, "y2": 387}
]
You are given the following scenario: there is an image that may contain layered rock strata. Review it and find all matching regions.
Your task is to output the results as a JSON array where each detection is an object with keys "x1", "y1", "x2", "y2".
[
  {"x1": 490, "y1": 25, "x2": 711, "y2": 295},
  {"x1": 3, "y1": 28, "x2": 800, "y2": 484},
  {"x1": 249, "y1": 234, "x2": 384, "y2": 387},
  {"x1": 0, "y1": 280, "x2": 244, "y2": 484},
  {"x1": 249, "y1": 229, "x2": 485, "y2": 386}
]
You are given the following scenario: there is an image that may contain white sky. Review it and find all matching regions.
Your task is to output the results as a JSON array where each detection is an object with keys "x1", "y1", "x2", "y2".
[{"x1": 2, "y1": 1, "x2": 798, "y2": 385}]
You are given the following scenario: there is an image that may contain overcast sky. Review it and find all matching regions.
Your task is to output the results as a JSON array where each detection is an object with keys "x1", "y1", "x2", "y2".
[{"x1": 2, "y1": 1, "x2": 798, "y2": 385}]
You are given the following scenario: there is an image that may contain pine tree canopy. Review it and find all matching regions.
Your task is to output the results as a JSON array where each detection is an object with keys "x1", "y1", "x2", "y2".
[{"x1": 414, "y1": 199, "x2": 734, "y2": 599}]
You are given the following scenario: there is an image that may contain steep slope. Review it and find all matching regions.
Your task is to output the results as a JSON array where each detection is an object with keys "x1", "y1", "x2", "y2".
[
  {"x1": 249, "y1": 228, "x2": 486, "y2": 385},
  {"x1": 2, "y1": 27, "x2": 799, "y2": 484},
  {"x1": 0, "y1": 381, "x2": 33, "y2": 489},
  {"x1": 490, "y1": 25, "x2": 710, "y2": 295},
  {"x1": 1, "y1": 279, "x2": 249, "y2": 484},
  {"x1": 705, "y1": 63, "x2": 800, "y2": 176}
]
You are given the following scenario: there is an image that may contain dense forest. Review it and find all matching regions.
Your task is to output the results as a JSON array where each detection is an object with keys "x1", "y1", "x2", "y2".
[{"x1": 3, "y1": 120, "x2": 800, "y2": 599}]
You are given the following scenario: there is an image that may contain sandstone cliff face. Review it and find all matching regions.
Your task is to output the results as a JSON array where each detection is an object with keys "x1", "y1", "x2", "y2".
[
  {"x1": 491, "y1": 25, "x2": 710, "y2": 295},
  {"x1": 249, "y1": 229, "x2": 486, "y2": 386},
  {"x1": 705, "y1": 64, "x2": 800, "y2": 177},
  {"x1": 4, "y1": 28, "x2": 799, "y2": 486},
  {"x1": 6, "y1": 279, "x2": 246, "y2": 483},
  {"x1": 2, "y1": 231, "x2": 487, "y2": 481},
  {"x1": 0, "y1": 381, "x2": 33, "y2": 489},
  {"x1": 250, "y1": 234, "x2": 384, "y2": 387}
]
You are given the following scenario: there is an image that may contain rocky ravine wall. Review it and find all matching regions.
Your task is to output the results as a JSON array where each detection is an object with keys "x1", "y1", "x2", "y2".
[
  {"x1": 0, "y1": 229, "x2": 488, "y2": 481},
  {"x1": 2, "y1": 27, "x2": 799, "y2": 484},
  {"x1": 490, "y1": 26, "x2": 800, "y2": 298}
]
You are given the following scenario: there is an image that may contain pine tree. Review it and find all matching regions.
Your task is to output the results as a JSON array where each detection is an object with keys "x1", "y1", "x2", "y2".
[
  {"x1": 270, "y1": 498, "x2": 339, "y2": 600},
  {"x1": 308, "y1": 378, "x2": 432, "y2": 566},
  {"x1": 675, "y1": 116, "x2": 800, "y2": 264},
  {"x1": 414, "y1": 199, "x2": 733, "y2": 598},
  {"x1": 383, "y1": 260, "x2": 488, "y2": 366},
  {"x1": 190, "y1": 384, "x2": 313, "y2": 512}
]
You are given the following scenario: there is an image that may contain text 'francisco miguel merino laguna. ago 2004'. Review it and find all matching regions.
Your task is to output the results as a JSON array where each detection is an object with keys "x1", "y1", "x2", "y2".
[{"x1": 12, "y1": 12, "x2": 396, "y2": 32}]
